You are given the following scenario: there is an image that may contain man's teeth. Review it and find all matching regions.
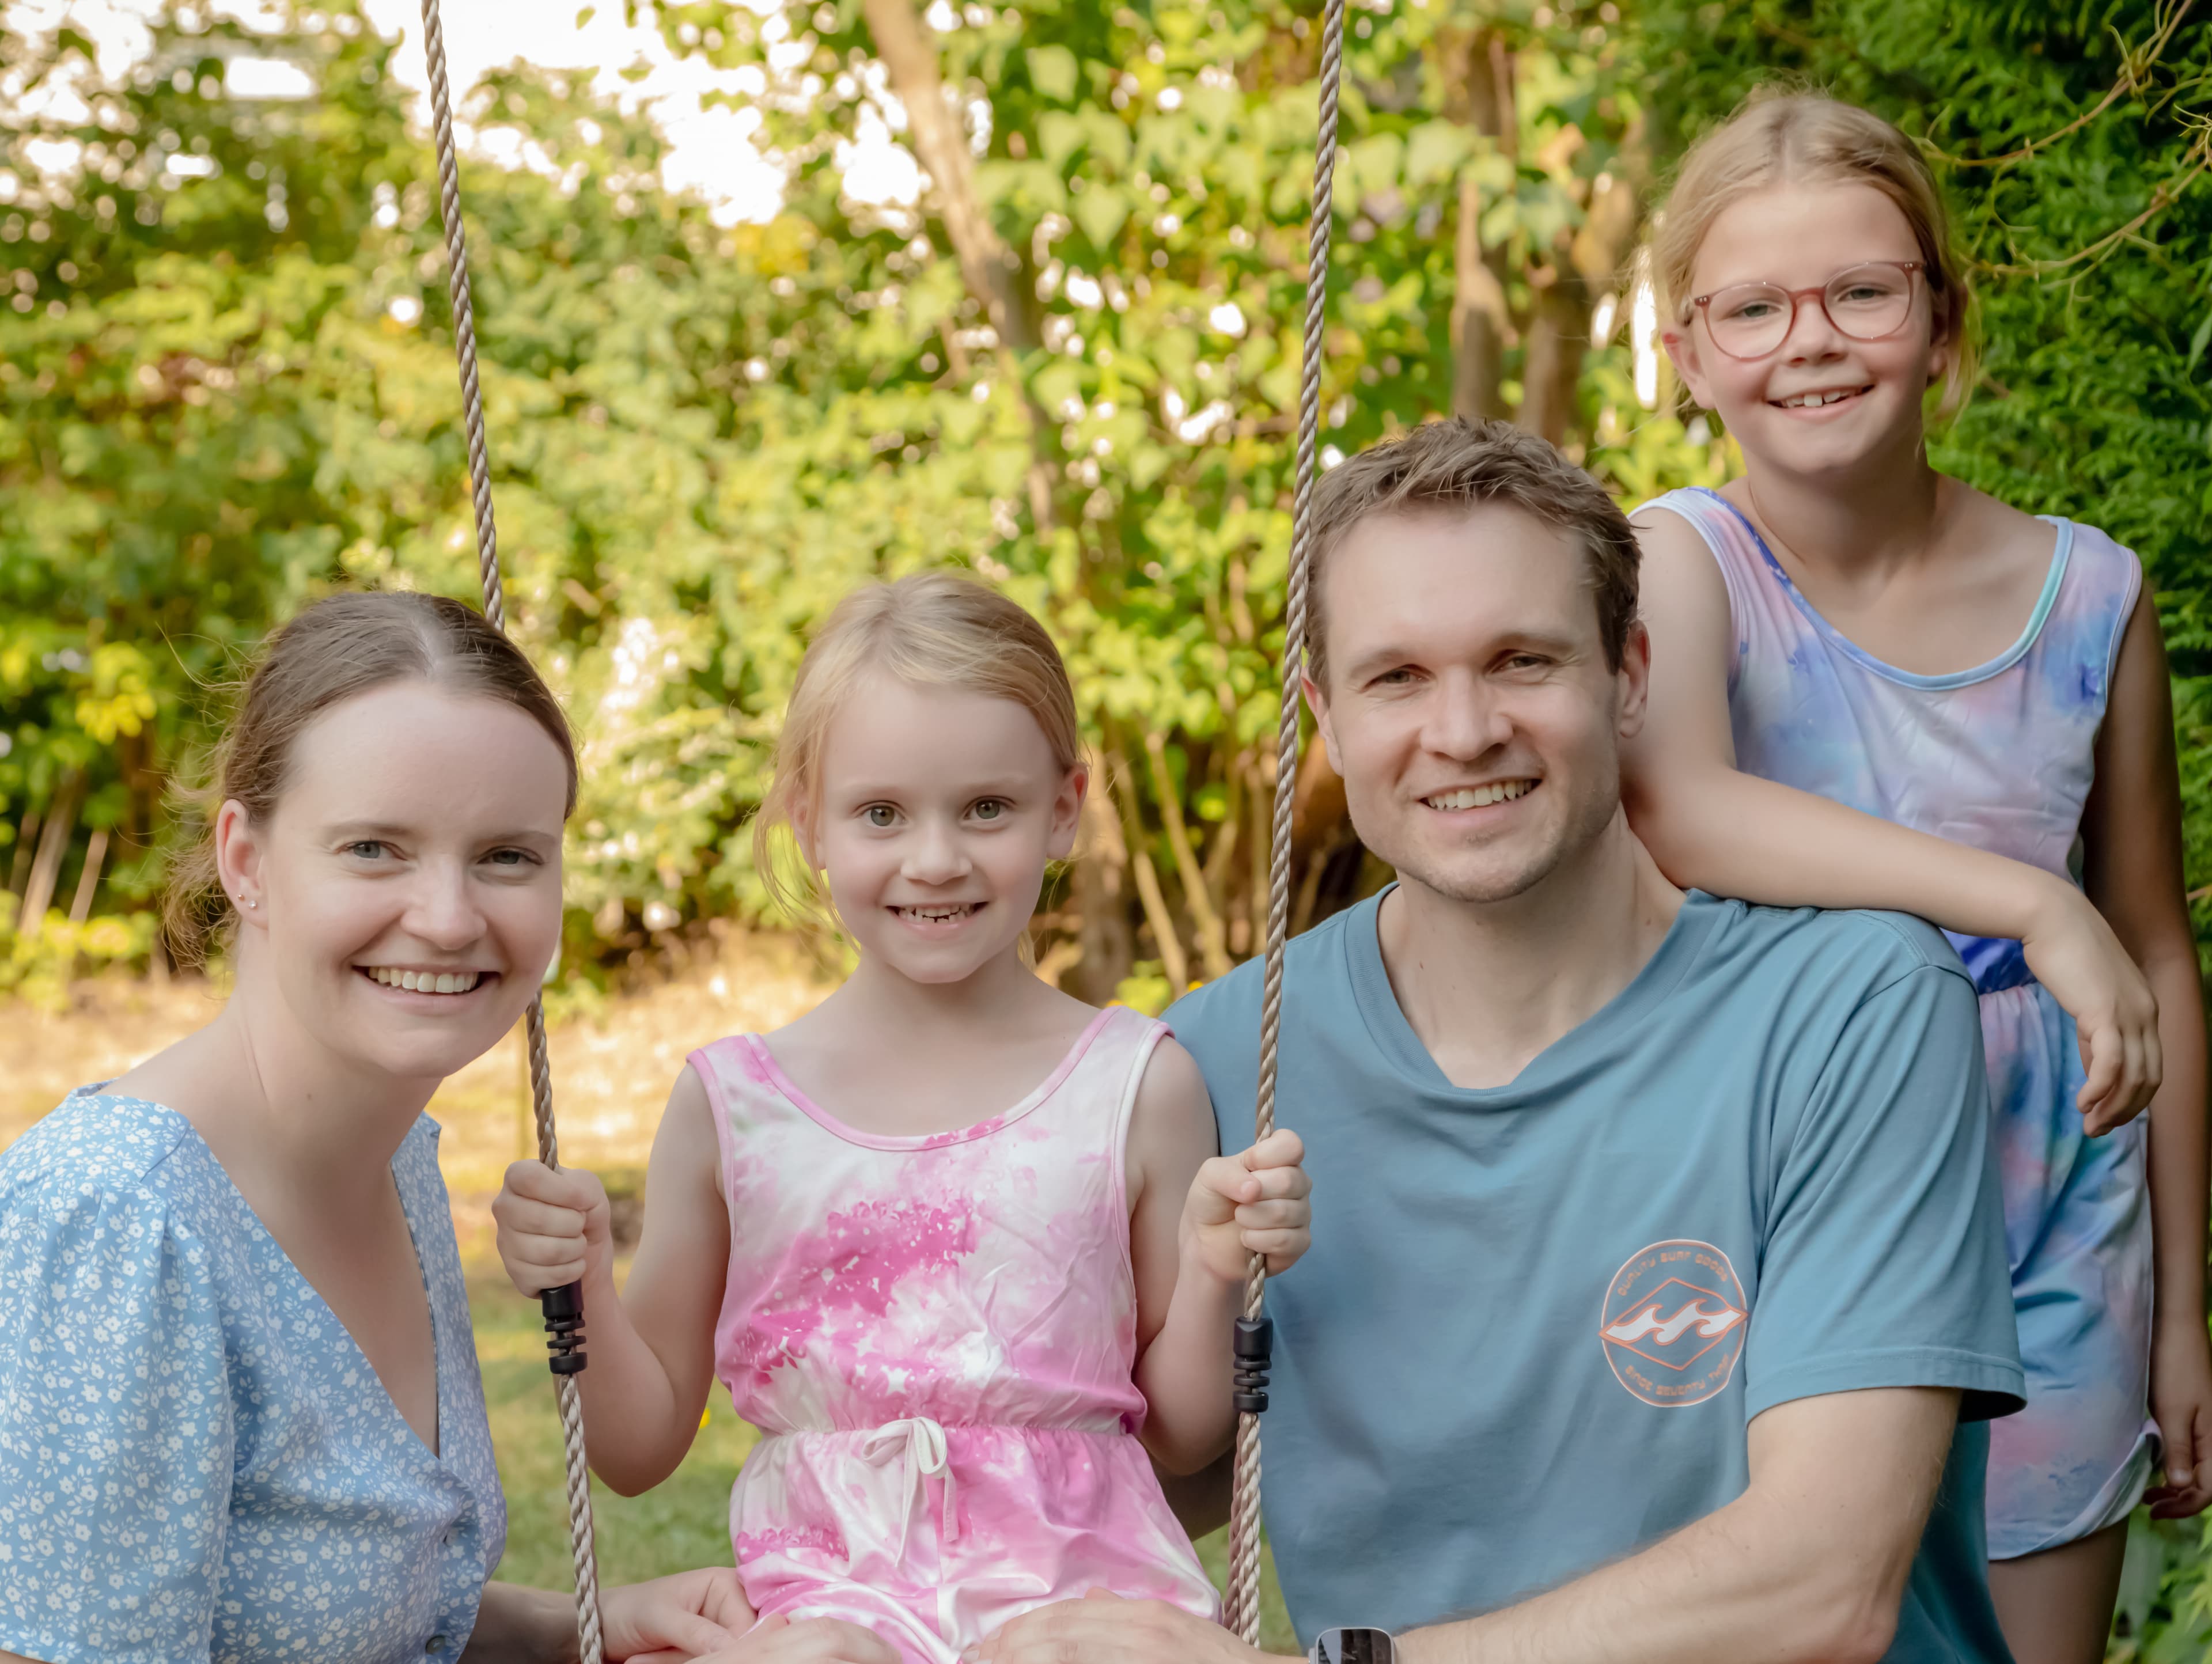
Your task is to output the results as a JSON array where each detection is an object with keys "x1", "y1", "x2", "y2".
[
  {"x1": 366, "y1": 967, "x2": 483, "y2": 994},
  {"x1": 1427, "y1": 780, "x2": 1535, "y2": 810},
  {"x1": 1777, "y1": 388, "x2": 1861, "y2": 408}
]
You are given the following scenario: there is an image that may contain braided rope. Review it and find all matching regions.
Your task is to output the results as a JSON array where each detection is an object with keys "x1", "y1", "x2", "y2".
[
  {"x1": 418, "y1": 3, "x2": 603, "y2": 1658},
  {"x1": 1223, "y1": 0, "x2": 1348, "y2": 1642}
]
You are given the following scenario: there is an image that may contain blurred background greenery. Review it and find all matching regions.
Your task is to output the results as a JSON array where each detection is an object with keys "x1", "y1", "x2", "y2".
[{"x1": 3, "y1": 0, "x2": 2210, "y2": 1654}]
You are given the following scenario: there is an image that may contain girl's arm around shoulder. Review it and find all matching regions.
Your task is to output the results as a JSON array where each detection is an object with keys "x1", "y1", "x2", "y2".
[
  {"x1": 490, "y1": 1063, "x2": 731, "y2": 1496},
  {"x1": 1624, "y1": 507, "x2": 2160, "y2": 1130},
  {"x1": 1124, "y1": 1034, "x2": 1310, "y2": 1475}
]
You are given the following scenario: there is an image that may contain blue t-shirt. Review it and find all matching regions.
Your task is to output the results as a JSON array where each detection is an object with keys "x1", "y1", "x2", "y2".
[{"x1": 1168, "y1": 890, "x2": 2023, "y2": 1662}]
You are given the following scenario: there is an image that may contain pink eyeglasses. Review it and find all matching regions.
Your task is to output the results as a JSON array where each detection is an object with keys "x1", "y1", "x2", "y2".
[{"x1": 1690, "y1": 260, "x2": 1925, "y2": 359}]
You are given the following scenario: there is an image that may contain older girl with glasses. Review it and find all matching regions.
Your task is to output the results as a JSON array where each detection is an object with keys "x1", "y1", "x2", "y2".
[{"x1": 1626, "y1": 90, "x2": 2210, "y2": 1664}]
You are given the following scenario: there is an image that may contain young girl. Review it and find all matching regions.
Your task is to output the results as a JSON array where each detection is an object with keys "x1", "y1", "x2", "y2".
[
  {"x1": 1624, "y1": 91, "x2": 2211, "y2": 1664},
  {"x1": 494, "y1": 573, "x2": 1310, "y2": 1664}
]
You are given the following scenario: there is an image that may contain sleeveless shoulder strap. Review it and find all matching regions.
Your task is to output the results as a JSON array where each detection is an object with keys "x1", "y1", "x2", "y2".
[
  {"x1": 1099, "y1": 1007, "x2": 1170, "y2": 1227},
  {"x1": 1637, "y1": 486, "x2": 1781, "y2": 689},
  {"x1": 2040, "y1": 519, "x2": 2143, "y2": 694}
]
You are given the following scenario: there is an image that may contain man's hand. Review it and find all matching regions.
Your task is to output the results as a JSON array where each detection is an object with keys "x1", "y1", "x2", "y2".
[
  {"x1": 611, "y1": 1574, "x2": 899, "y2": 1664},
  {"x1": 2020, "y1": 880, "x2": 2161, "y2": 1132},
  {"x1": 493, "y1": 1158, "x2": 614, "y2": 1294},
  {"x1": 642, "y1": 1613, "x2": 902, "y2": 1664},
  {"x1": 600, "y1": 1567, "x2": 756, "y2": 1661},
  {"x1": 966, "y1": 1590, "x2": 1289, "y2": 1663},
  {"x1": 1181, "y1": 1128, "x2": 1313, "y2": 1283}
]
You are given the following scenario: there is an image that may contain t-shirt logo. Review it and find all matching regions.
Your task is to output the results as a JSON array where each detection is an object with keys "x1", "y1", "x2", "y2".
[{"x1": 1599, "y1": 1239, "x2": 1748, "y2": 1408}]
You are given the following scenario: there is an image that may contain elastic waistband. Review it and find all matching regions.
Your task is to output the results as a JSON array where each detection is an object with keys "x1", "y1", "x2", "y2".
[
  {"x1": 1944, "y1": 931, "x2": 2038, "y2": 998},
  {"x1": 757, "y1": 1419, "x2": 1129, "y2": 1442}
]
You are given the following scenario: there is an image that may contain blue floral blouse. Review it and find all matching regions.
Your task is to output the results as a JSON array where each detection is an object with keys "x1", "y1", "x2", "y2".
[{"x1": 0, "y1": 1091, "x2": 506, "y2": 1663}]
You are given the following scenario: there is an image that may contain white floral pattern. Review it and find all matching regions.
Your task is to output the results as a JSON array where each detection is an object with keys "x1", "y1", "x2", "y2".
[{"x1": 0, "y1": 1090, "x2": 506, "y2": 1663}]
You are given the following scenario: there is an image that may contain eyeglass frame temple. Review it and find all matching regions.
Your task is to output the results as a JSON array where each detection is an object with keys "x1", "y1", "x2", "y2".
[{"x1": 1687, "y1": 259, "x2": 1925, "y2": 357}]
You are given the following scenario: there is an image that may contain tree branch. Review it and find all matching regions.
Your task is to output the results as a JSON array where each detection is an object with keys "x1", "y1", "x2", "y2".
[{"x1": 1926, "y1": 0, "x2": 2198, "y2": 170}]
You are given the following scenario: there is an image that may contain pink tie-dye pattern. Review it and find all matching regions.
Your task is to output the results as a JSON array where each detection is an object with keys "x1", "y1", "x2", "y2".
[
  {"x1": 729, "y1": 1200, "x2": 981, "y2": 1392},
  {"x1": 690, "y1": 1006, "x2": 1219, "y2": 1663}
]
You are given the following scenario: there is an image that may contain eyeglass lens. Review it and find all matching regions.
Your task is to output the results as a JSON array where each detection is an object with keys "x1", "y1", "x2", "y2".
[{"x1": 1704, "y1": 263, "x2": 1915, "y2": 358}]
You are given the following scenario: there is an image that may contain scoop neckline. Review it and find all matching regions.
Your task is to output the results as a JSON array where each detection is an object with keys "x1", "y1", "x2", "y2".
[
  {"x1": 1691, "y1": 486, "x2": 2073, "y2": 691},
  {"x1": 66, "y1": 1086, "x2": 457, "y2": 1465},
  {"x1": 741, "y1": 1003, "x2": 1122, "y2": 1151}
]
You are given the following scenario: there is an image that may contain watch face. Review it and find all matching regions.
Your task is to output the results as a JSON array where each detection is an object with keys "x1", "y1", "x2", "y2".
[{"x1": 1310, "y1": 1628, "x2": 1394, "y2": 1664}]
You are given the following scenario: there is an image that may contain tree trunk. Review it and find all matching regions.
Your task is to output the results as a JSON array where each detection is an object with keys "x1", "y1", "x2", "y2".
[
  {"x1": 861, "y1": 0, "x2": 1038, "y2": 354},
  {"x1": 1518, "y1": 274, "x2": 1582, "y2": 445},
  {"x1": 20, "y1": 775, "x2": 82, "y2": 934},
  {"x1": 1067, "y1": 787, "x2": 1134, "y2": 1005},
  {"x1": 6, "y1": 807, "x2": 37, "y2": 899},
  {"x1": 69, "y1": 825, "x2": 109, "y2": 924},
  {"x1": 1522, "y1": 126, "x2": 1649, "y2": 447},
  {"x1": 1446, "y1": 28, "x2": 1517, "y2": 422},
  {"x1": 1453, "y1": 174, "x2": 1513, "y2": 422}
]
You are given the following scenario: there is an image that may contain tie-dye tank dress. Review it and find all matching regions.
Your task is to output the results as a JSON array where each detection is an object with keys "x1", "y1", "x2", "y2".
[
  {"x1": 1645, "y1": 486, "x2": 2155, "y2": 1559},
  {"x1": 687, "y1": 1004, "x2": 1219, "y2": 1662}
]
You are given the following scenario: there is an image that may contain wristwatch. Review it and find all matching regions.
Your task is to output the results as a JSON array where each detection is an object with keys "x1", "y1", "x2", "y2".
[{"x1": 1309, "y1": 1628, "x2": 1396, "y2": 1663}]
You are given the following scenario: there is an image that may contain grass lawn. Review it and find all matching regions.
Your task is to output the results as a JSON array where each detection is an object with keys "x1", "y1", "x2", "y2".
[{"x1": 473, "y1": 1278, "x2": 1302, "y2": 1654}]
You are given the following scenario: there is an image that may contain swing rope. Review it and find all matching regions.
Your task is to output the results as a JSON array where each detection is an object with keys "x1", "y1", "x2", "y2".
[
  {"x1": 416, "y1": 1, "x2": 605, "y2": 1658},
  {"x1": 1224, "y1": 0, "x2": 1348, "y2": 1641}
]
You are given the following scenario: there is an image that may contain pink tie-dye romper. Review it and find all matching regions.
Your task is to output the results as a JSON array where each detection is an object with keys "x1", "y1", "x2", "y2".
[{"x1": 687, "y1": 1005, "x2": 1221, "y2": 1663}]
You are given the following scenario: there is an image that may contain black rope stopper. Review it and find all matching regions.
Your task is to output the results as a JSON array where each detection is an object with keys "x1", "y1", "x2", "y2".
[
  {"x1": 542, "y1": 1280, "x2": 588, "y2": 1376},
  {"x1": 1232, "y1": 1315, "x2": 1274, "y2": 1413}
]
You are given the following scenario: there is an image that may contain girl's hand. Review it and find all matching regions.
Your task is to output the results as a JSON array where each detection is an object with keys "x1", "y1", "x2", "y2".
[
  {"x1": 2147, "y1": 1322, "x2": 2212, "y2": 1521},
  {"x1": 2019, "y1": 881, "x2": 2161, "y2": 1134},
  {"x1": 599, "y1": 1567, "x2": 755, "y2": 1660},
  {"x1": 1180, "y1": 1128, "x2": 1312, "y2": 1284},
  {"x1": 665, "y1": 1614, "x2": 903, "y2": 1664},
  {"x1": 492, "y1": 1158, "x2": 613, "y2": 1294}
]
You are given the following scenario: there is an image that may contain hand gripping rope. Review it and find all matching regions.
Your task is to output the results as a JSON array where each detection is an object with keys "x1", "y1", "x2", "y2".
[
  {"x1": 416, "y1": 1, "x2": 605, "y2": 1658},
  {"x1": 1224, "y1": 0, "x2": 1348, "y2": 1642}
]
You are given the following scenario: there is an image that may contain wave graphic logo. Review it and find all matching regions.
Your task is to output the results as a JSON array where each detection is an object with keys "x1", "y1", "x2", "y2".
[{"x1": 1599, "y1": 1240, "x2": 1748, "y2": 1408}]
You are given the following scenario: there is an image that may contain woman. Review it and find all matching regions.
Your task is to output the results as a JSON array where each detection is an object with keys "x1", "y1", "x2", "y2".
[{"x1": 0, "y1": 592, "x2": 892, "y2": 1664}]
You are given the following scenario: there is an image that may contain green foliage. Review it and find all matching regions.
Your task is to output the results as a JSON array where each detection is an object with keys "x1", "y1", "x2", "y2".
[{"x1": 2, "y1": 0, "x2": 1717, "y2": 997}]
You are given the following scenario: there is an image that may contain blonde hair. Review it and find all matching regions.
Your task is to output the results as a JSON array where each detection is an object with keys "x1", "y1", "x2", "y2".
[
  {"x1": 1652, "y1": 88, "x2": 1979, "y2": 421},
  {"x1": 751, "y1": 571, "x2": 1083, "y2": 935}
]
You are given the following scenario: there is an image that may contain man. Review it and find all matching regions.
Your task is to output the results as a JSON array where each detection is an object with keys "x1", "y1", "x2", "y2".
[{"x1": 978, "y1": 418, "x2": 2022, "y2": 1664}]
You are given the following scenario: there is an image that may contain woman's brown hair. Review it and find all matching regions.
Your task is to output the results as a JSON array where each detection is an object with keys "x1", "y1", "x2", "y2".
[{"x1": 164, "y1": 590, "x2": 578, "y2": 966}]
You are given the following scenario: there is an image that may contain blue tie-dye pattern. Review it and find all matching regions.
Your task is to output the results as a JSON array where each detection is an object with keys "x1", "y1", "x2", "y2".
[{"x1": 1646, "y1": 486, "x2": 2157, "y2": 1559}]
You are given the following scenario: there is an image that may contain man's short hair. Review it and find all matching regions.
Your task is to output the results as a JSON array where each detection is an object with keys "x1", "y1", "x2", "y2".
[{"x1": 1304, "y1": 417, "x2": 1642, "y2": 684}]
